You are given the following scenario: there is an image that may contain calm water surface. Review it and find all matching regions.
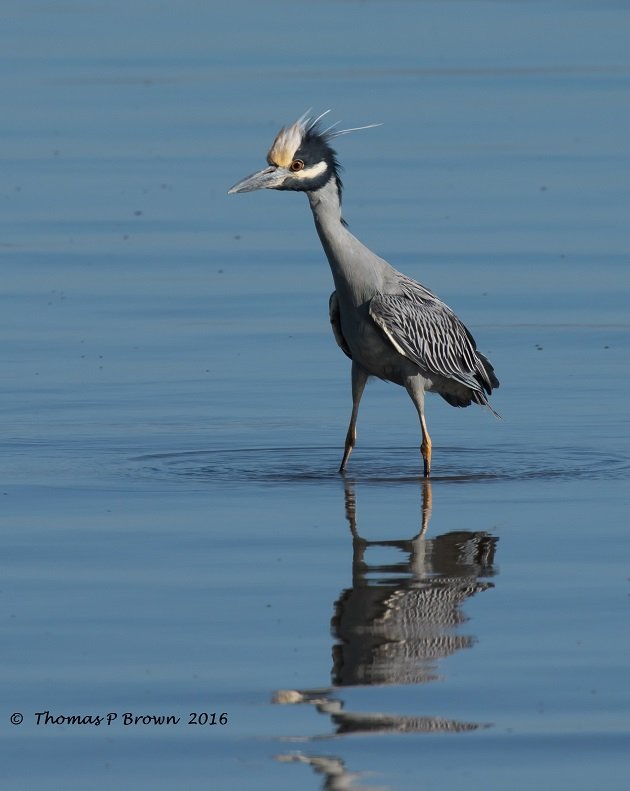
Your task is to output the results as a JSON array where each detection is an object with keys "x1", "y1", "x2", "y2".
[{"x1": 2, "y1": 1, "x2": 629, "y2": 789}]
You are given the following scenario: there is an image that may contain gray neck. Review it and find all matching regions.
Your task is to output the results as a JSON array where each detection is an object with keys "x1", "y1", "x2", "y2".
[{"x1": 306, "y1": 177, "x2": 389, "y2": 305}]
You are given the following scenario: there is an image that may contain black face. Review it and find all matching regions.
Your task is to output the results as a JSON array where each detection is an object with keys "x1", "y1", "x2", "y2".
[{"x1": 280, "y1": 128, "x2": 344, "y2": 198}]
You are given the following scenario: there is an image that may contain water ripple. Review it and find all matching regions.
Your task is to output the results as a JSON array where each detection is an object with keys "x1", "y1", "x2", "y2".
[{"x1": 129, "y1": 445, "x2": 630, "y2": 485}]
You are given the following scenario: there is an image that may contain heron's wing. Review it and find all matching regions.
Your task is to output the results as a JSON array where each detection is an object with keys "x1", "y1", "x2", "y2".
[
  {"x1": 329, "y1": 291, "x2": 353, "y2": 359},
  {"x1": 369, "y1": 277, "x2": 497, "y2": 394}
]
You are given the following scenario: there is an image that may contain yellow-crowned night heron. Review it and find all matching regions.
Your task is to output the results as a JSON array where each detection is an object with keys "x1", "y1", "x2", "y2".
[{"x1": 228, "y1": 112, "x2": 499, "y2": 477}]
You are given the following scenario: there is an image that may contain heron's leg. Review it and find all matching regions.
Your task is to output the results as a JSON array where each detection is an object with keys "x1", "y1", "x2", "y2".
[
  {"x1": 339, "y1": 363, "x2": 368, "y2": 472},
  {"x1": 405, "y1": 378, "x2": 432, "y2": 478},
  {"x1": 419, "y1": 412, "x2": 432, "y2": 478}
]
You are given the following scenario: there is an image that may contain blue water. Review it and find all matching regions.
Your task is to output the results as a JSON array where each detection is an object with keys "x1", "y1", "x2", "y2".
[{"x1": 2, "y1": 1, "x2": 630, "y2": 789}]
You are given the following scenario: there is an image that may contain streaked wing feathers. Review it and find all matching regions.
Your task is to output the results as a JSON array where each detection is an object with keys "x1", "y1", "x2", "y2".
[{"x1": 369, "y1": 276, "x2": 496, "y2": 395}]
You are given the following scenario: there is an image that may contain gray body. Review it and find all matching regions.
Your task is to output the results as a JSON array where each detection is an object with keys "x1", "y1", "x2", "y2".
[
  {"x1": 311, "y1": 182, "x2": 475, "y2": 393},
  {"x1": 228, "y1": 113, "x2": 499, "y2": 476}
]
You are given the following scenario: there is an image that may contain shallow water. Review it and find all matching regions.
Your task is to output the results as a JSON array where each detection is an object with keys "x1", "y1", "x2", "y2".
[{"x1": 2, "y1": 1, "x2": 630, "y2": 789}]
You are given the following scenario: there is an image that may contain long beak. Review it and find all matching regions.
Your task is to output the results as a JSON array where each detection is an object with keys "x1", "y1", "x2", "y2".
[{"x1": 227, "y1": 165, "x2": 288, "y2": 194}]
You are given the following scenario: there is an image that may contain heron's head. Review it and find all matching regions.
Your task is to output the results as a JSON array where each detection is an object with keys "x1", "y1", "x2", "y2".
[{"x1": 228, "y1": 111, "x2": 378, "y2": 199}]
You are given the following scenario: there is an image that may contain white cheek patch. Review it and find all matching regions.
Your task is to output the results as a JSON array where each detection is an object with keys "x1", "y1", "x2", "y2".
[{"x1": 294, "y1": 160, "x2": 328, "y2": 180}]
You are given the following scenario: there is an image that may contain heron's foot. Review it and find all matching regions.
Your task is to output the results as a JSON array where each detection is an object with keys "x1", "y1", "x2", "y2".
[
  {"x1": 339, "y1": 430, "x2": 356, "y2": 473},
  {"x1": 421, "y1": 438, "x2": 432, "y2": 478},
  {"x1": 339, "y1": 450, "x2": 350, "y2": 474}
]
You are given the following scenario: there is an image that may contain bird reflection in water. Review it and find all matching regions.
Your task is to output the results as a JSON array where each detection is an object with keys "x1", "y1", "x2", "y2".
[
  {"x1": 274, "y1": 479, "x2": 498, "y2": 788},
  {"x1": 334, "y1": 480, "x2": 497, "y2": 688}
]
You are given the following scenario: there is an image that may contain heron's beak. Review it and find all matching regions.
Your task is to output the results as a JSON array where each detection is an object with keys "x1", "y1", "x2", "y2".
[{"x1": 228, "y1": 165, "x2": 288, "y2": 194}]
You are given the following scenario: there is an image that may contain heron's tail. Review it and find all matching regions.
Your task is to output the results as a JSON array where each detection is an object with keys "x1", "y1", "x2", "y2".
[{"x1": 476, "y1": 352, "x2": 500, "y2": 393}]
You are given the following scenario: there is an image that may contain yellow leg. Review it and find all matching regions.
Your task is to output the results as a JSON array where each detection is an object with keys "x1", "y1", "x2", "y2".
[
  {"x1": 405, "y1": 377, "x2": 432, "y2": 478},
  {"x1": 420, "y1": 412, "x2": 432, "y2": 478}
]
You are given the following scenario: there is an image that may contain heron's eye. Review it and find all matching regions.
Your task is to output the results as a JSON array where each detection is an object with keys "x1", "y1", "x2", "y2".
[{"x1": 290, "y1": 159, "x2": 305, "y2": 172}]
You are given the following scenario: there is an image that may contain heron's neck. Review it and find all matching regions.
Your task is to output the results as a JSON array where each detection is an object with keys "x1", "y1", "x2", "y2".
[
  {"x1": 307, "y1": 177, "x2": 386, "y2": 303},
  {"x1": 306, "y1": 174, "x2": 345, "y2": 234}
]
